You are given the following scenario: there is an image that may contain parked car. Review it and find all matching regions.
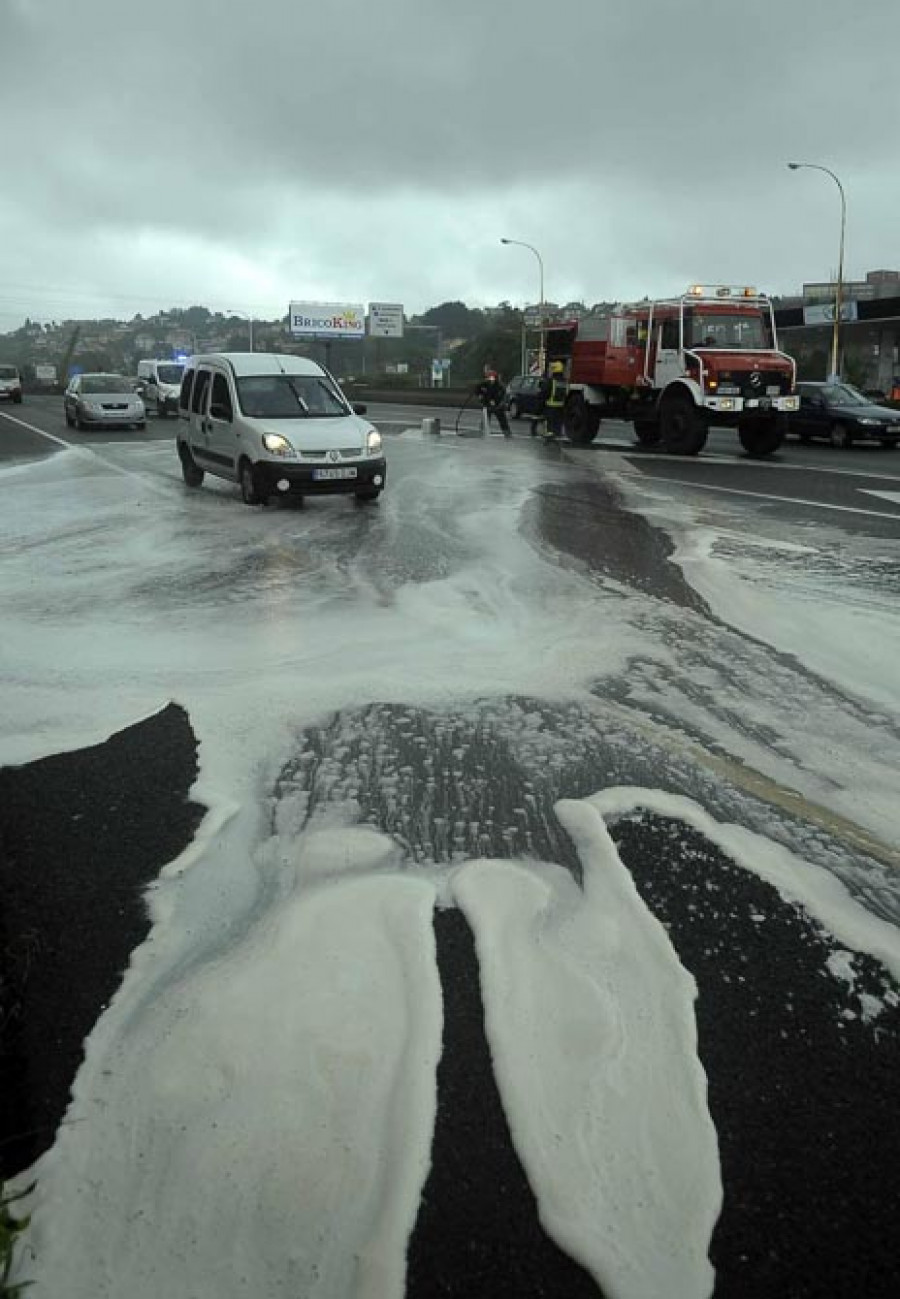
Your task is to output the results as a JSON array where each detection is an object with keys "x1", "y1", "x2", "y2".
[
  {"x1": 176, "y1": 352, "x2": 386, "y2": 506},
  {"x1": 504, "y1": 373, "x2": 545, "y2": 419},
  {"x1": 789, "y1": 381, "x2": 900, "y2": 448},
  {"x1": 0, "y1": 364, "x2": 23, "y2": 404},
  {"x1": 64, "y1": 374, "x2": 146, "y2": 430},
  {"x1": 137, "y1": 358, "x2": 185, "y2": 419}
]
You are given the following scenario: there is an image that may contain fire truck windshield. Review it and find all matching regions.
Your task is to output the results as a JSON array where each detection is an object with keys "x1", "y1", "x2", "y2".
[{"x1": 686, "y1": 311, "x2": 771, "y2": 350}]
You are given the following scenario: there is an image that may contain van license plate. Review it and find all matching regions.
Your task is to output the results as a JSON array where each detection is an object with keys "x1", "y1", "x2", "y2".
[{"x1": 313, "y1": 467, "x2": 357, "y2": 481}]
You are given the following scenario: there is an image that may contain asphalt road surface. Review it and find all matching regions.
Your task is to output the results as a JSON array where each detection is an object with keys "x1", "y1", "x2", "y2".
[{"x1": 2, "y1": 395, "x2": 900, "y2": 1298}]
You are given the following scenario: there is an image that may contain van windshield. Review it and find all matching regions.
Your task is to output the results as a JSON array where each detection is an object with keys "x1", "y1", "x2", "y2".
[
  {"x1": 236, "y1": 374, "x2": 349, "y2": 419},
  {"x1": 0, "y1": 365, "x2": 18, "y2": 379},
  {"x1": 157, "y1": 365, "x2": 184, "y2": 385}
]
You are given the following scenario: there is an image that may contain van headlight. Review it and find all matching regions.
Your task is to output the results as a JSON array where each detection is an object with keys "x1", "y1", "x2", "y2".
[
  {"x1": 366, "y1": 429, "x2": 382, "y2": 455},
  {"x1": 262, "y1": 433, "x2": 296, "y2": 457}
]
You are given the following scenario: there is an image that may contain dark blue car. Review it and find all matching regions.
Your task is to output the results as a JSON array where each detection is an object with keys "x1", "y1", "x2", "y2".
[
  {"x1": 504, "y1": 374, "x2": 544, "y2": 419},
  {"x1": 790, "y1": 381, "x2": 900, "y2": 448}
]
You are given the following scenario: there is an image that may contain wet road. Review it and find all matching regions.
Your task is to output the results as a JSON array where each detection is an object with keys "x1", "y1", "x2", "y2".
[{"x1": 2, "y1": 396, "x2": 900, "y2": 1297}]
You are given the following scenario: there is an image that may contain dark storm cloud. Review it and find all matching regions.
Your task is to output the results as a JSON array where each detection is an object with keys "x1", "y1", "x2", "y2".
[{"x1": 2, "y1": 0, "x2": 899, "y2": 321}]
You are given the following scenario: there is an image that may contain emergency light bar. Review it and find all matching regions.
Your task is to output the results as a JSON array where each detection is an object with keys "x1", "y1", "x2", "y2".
[{"x1": 687, "y1": 284, "x2": 759, "y2": 298}]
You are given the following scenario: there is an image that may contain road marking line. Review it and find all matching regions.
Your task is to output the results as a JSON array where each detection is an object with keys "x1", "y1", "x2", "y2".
[
  {"x1": 0, "y1": 409, "x2": 171, "y2": 495},
  {"x1": 0, "y1": 408, "x2": 73, "y2": 449},
  {"x1": 859, "y1": 489, "x2": 900, "y2": 506},
  {"x1": 630, "y1": 474, "x2": 900, "y2": 521}
]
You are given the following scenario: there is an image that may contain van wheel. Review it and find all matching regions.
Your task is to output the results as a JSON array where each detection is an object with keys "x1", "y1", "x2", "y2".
[
  {"x1": 355, "y1": 488, "x2": 381, "y2": 503},
  {"x1": 239, "y1": 458, "x2": 266, "y2": 505},
  {"x1": 179, "y1": 442, "x2": 204, "y2": 488},
  {"x1": 659, "y1": 390, "x2": 707, "y2": 454}
]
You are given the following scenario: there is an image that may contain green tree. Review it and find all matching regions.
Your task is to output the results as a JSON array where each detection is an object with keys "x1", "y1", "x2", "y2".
[
  {"x1": 450, "y1": 328, "x2": 522, "y2": 383},
  {"x1": 413, "y1": 301, "x2": 483, "y2": 340}
]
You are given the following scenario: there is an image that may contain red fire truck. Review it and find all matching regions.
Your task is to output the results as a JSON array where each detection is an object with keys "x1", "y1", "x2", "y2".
[{"x1": 545, "y1": 284, "x2": 799, "y2": 457}]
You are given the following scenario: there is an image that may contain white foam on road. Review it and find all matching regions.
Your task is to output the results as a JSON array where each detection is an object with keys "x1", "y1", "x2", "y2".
[
  {"x1": 5, "y1": 434, "x2": 899, "y2": 1295},
  {"x1": 453, "y1": 799, "x2": 721, "y2": 1299},
  {"x1": 671, "y1": 524, "x2": 900, "y2": 716},
  {"x1": 23, "y1": 829, "x2": 441, "y2": 1299}
]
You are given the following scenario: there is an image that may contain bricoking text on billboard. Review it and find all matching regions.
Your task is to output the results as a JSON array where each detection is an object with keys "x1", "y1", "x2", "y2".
[{"x1": 289, "y1": 302, "x2": 366, "y2": 339}]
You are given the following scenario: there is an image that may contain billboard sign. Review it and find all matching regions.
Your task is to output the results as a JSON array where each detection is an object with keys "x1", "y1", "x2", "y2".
[
  {"x1": 369, "y1": 302, "x2": 404, "y2": 338},
  {"x1": 289, "y1": 301, "x2": 366, "y2": 339},
  {"x1": 802, "y1": 301, "x2": 859, "y2": 326}
]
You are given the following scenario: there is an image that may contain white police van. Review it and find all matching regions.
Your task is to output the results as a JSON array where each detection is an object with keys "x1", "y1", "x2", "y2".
[
  {"x1": 177, "y1": 353, "x2": 385, "y2": 505},
  {"x1": 137, "y1": 359, "x2": 185, "y2": 419}
]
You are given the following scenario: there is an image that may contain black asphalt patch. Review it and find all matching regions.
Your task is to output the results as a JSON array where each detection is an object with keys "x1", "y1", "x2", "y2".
[
  {"x1": 611, "y1": 812, "x2": 900, "y2": 1299},
  {"x1": 0, "y1": 703, "x2": 204, "y2": 1179},
  {"x1": 525, "y1": 475, "x2": 711, "y2": 613},
  {"x1": 407, "y1": 908, "x2": 603, "y2": 1298}
]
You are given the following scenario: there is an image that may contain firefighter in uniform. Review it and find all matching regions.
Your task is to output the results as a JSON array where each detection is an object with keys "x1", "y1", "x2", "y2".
[
  {"x1": 541, "y1": 360, "x2": 567, "y2": 440},
  {"x1": 476, "y1": 369, "x2": 512, "y2": 437}
]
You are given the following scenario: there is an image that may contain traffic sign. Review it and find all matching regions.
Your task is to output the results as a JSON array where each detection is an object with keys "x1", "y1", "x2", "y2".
[{"x1": 369, "y1": 302, "x2": 404, "y2": 338}]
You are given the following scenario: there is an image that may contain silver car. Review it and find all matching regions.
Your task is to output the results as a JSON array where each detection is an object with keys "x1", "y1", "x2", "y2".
[{"x1": 64, "y1": 373, "x2": 146, "y2": 431}]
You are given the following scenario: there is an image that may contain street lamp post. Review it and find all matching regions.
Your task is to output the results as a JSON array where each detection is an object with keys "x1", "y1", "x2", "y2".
[
  {"x1": 501, "y1": 237, "x2": 545, "y2": 372},
  {"x1": 787, "y1": 162, "x2": 846, "y2": 381}
]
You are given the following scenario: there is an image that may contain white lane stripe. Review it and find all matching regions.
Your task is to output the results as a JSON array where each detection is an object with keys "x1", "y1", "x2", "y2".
[
  {"x1": 859, "y1": 489, "x2": 900, "y2": 506},
  {"x1": 629, "y1": 473, "x2": 900, "y2": 520},
  {"x1": 0, "y1": 408, "x2": 174, "y2": 495},
  {"x1": 0, "y1": 407, "x2": 73, "y2": 449}
]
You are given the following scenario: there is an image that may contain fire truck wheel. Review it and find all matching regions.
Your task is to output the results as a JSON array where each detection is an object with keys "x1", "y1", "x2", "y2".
[
  {"x1": 659, "y1": 390, "x2": 708, "y2": 455},
  {"x1": 633, "y1": 420, "x2": 661, "y2": 447},
  {"x1": 564, "y1": 393, "x2": 601, "y2": 444},
  {"x1": 738, "y1": 415, "x2": 786, "y2": 459}
]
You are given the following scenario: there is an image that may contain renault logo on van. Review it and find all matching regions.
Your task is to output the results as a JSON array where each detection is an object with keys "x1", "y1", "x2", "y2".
[
  {"x1": 328, "y1": 449, "x2": 341, "y2": 462},
  {"x1": 749, "y1": 371, "x2": 762, "y2": 388}
]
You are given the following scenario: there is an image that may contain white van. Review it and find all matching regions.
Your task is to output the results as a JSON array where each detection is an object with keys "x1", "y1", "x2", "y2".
[
  {"x1": 137, "y1": 358, "x2": 185, "y2": 418},
  {"x1": 176, "y1": 352, "x2": 386, "y2": 506},
  {"x1": 0, "y1": 364, "x2": 23, "y2": 404}
]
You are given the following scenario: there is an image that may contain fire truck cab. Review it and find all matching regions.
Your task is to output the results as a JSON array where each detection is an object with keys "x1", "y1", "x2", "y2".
[{"x1": 546, "y1": 285, "x2": 799, "y2": 458}]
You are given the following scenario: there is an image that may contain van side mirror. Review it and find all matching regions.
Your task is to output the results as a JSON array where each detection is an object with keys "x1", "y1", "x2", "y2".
[
  {"x1": 210, "y1": 402, "x2": 232, "y2": 421},
  {"x1": 352, "y1": 402, "x2": 367, "y2": 415}
]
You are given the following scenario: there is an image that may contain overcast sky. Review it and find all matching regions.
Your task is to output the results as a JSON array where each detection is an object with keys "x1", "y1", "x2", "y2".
[{"x1": 2, "y1": 0, "x2": 898, "y2": 331}]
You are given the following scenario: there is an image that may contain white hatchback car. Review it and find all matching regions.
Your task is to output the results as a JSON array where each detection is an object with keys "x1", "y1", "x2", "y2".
[{"x1": 177, "y1": 353, "x2": 386, "y2": 505}]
